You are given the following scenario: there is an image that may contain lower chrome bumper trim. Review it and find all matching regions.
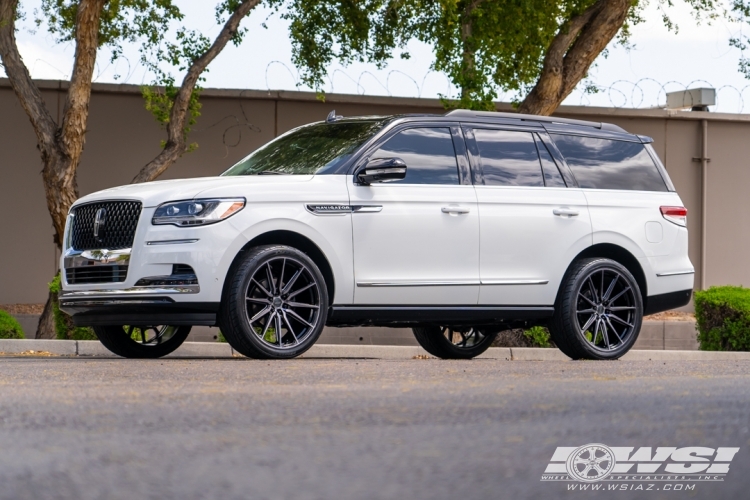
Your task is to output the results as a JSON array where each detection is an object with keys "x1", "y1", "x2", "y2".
[{"x1": 61, "y1": 285, "x2": 199, "y2": 297}]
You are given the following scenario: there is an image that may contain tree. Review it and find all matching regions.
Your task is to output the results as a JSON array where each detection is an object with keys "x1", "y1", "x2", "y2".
[
  {"x1": 0, "y1": 0, "x2": 259, "y2": 338},
  {"x1": 276, "y1": 0, "x2": 736, "y2": 115}
]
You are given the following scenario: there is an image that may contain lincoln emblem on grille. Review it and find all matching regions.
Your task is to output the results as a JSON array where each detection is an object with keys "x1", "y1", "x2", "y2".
[{"x1": 93, "y1": 208, "x2": 107, "y2": 239}]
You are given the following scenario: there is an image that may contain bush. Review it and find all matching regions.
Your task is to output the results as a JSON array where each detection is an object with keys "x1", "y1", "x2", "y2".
[
  {"x1": 695, "y1": 286, "x2": 750, "y2": 351},
  {"x1": 0, "y1": 310, "x2": 25, "y2": 339},
  {"x1": 493, "y1": 326, "x2": 554, "y2": 348},
  {"x1": 49, "y1": 275, "x2": 97, "y2": 341}
]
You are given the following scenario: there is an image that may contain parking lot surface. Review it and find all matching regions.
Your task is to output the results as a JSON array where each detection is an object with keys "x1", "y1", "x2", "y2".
[{"x1": 0, "y1": 357, "x2": 748, "y2": 499}]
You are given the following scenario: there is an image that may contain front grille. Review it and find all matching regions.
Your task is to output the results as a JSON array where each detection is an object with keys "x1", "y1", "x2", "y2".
[
  {"x1": 71, "y1": 201, "x2": 142, "y2": 250},
  {"x1": 66, "y1": 265, "x2": 129, "y2": 284}
]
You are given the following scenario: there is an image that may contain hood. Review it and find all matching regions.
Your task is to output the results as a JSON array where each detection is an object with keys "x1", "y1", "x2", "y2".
[{"x1": 73, "y1": 175, "x2": 315, "y2": 208}]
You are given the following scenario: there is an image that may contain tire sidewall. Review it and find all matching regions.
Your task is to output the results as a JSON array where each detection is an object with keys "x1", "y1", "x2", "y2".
[{"x1": 226, "y1": 245, "x2": 329, "y2": 359}]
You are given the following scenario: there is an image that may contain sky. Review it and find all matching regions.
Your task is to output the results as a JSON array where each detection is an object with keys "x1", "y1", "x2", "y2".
[{"x1": 6, "y1": 1, "x2": 750, "y2": 113}]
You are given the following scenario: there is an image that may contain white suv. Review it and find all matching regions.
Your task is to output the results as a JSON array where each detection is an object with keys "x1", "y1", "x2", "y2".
[{"x1": 59, "y1": 110, "x2": 694, "y2": 360}]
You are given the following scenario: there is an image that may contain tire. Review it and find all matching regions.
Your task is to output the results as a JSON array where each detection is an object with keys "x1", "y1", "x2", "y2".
[
  {"x1": 549, "y1": 258, "x2": 643, "y2": 360},
  {"x1": 93, "y1": 325, "x2": 191, "y2": 358},
  {"x1": 219, "y1": 245, "x2": 329, "y2": 359},
  {"x1": 412, "y1": 326, "x2": 497, "y2": 359}
]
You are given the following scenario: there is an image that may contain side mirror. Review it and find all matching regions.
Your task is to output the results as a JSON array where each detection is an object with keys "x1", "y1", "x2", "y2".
[{"x1": 357, "y1": 157, "x2": 407, "y2": 185}]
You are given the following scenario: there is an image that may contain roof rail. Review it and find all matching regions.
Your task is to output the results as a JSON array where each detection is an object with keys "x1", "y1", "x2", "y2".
[{"x1": 444, "y1": 109, "x2": 626, "y2": 133}]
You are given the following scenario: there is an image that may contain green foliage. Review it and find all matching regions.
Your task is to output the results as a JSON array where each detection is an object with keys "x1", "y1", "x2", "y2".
[
  {"x1": 141, "y1": 77, "x2": 202, "y2": 152},
  {"x1": 0, "y1": 310, "x2": 25, "y2": 340},
  {"x1": 36, "y1": 1, "x2": 253, "y2": 152},
  {"x1": 275, "y1": 0, "x2": 736, "y2": 110},
  {"x1": 695, "y1": 286, "x2": 750, "y2": 351},
  {"x1": 523, "y1": 326, "x2": 552, "y2": 348},
  {"x1": 49, "y1": 274, "x2": 97, "y2": 340},
  {"x1": 217, "y1": 330, "x2": 227, "y2": 343}
]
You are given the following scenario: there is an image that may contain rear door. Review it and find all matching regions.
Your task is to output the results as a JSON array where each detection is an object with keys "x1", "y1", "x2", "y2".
[
  {"x1": 348, "y1": 124, "x2": 480, "y2": 305},
  {"x1": 464, "y1": 125, "x2": 592, "y2": 306}
]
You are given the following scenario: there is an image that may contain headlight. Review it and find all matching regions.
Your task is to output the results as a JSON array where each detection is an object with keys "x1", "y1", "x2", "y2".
[{"x1": 152, "y1": 198, "x2": 245, "y2": 227}]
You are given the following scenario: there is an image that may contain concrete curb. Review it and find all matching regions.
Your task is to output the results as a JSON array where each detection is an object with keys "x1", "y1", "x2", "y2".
[{"x1": 0, "y1": 339, "x2": 748, "y2": 361}]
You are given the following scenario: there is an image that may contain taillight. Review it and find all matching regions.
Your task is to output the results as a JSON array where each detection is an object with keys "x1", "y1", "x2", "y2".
[{"x1": 660, "y1": 206, "x2": 687, "y2": 227}]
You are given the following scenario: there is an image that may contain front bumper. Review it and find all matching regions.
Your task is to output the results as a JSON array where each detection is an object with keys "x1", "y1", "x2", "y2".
[{"x1": 58, "y1": 294, "x2": 220, "y2": 327}]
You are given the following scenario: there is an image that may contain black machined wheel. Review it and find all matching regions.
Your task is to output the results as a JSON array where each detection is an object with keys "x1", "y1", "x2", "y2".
[
  {"x1": 220, "y1": 245, "x2": 328, "y2": 359},
  {"x1": 550, "y1": 258, "x2": 643, "y2": 360},
  {"x1": 412, "y1": 326, "x2": 497, "y2": 359},
  {"x1": 93, "y1": 325, "x2": 191, "y2": 358}
]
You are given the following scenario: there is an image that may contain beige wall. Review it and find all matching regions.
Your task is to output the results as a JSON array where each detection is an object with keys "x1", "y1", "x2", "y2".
[{"x1": 1, "y1": 79, "x2": 748, "y2": 304}]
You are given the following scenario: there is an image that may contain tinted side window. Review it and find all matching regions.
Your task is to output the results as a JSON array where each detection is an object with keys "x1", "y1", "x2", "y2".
[
  {"x1": 551, "y1": 134, "x2": 668, "y2": 191},
  {"x1": 534, "y1": 134, "x2": 566, "y2": 187},
  {"x1": 474, "y1": 129, "x2": 543, "y2": 187},
  {"x1": 370, "y1": 127, "x2": 458, "y2": 184}
]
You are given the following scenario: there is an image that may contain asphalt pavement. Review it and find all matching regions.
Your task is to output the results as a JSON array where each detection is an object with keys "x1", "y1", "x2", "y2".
[{"x1": 0, "y1": 357, "x2": 749, "y2": 500}]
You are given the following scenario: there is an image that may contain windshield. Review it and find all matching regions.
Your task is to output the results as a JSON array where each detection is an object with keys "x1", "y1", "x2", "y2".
[{"x1": 222, "y1": 120, "x2": 387, "y2": 176}]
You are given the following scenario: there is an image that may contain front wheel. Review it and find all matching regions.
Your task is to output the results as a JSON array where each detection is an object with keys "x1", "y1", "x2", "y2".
[
  {"x1": 93, "y1": 325, "x2": 191, "y2": 358},
  {"x1": 549, "y1": 258, "x2": 643, "y2": 360},
  {"x1": 412, "y1": 326, "x2": 497, "y2": 359},
  {"x1": 219, "y1": 245, "x2": 329, "y2": 359}
]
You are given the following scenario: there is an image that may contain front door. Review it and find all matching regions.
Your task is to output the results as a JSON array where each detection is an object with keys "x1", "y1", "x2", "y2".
[
  {"x1": 464, "y1": 127, "x2": 592, "y2": 306},
  {"x1": 348, "y1": 126, "x2": 479, "y2": 305}
]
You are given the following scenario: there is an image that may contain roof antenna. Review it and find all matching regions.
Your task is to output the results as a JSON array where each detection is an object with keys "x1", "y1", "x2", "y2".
[{"x1": 326, "y1": 110, "x2": 341, "y2": 123}]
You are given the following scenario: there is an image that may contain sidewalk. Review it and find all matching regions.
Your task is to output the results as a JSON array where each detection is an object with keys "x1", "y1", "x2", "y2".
[{"x1": 0, "y1": 339, "x2": 745, "y2": 361}]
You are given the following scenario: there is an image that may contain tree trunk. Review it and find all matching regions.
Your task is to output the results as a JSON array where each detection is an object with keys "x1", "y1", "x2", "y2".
[
  {"x1": 517, "y1": 0, "x2": 632, "y2": 116},
  {"x1": 0, "y1": 0, "x2": 105, "y2": 338},
  {"x1": 36, "y1": 294, "x2": 57, "y2": 339}
]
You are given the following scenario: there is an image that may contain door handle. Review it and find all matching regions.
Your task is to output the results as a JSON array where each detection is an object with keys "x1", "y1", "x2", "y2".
[
  {"x1": 553, "y1": 208, "x2": 579, "y2": 217},
  {"x1": 441, "y1": 205, "x2": 471, "y2": 215}
]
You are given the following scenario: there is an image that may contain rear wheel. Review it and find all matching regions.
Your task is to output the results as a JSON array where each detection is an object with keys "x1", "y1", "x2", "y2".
[
  {"x1": 550, "y1": 258, "x2": 643, "y2": 360},
  {"x1": 412, "y1": 326, "x2": 497, "y2": 359},
  {"x1": 93, "y1": 325, "x2": 191, "y2": 358}
]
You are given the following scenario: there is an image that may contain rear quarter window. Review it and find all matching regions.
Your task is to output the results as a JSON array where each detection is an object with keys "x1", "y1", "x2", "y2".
[{"x1": 550, "y1": 134, "x2": 668, "y2": 192}]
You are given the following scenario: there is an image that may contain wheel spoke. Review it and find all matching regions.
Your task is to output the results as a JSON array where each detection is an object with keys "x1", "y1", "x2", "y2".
[
  {"x1": 275, "y1": 312, "x2": 283, "y2": 346},
  {"x1": 577, "y1": 308, "x2": 595, "y2": 314},
  {"x1": 281, "y1": 310, "x2": 299, "y2": 345},
  {"x1": 265, "y1": 263, "x2": 277, "y2": 295},
  {"x1": 591, "y1": 319, "x2": 601, "y2": 345},
  {"x1": 608, "y1": 314, "x2": 634, "y2": 328},
  {"x1": 286, "y1": 281, "x2": 315, "y2": 299},
  {"x1": 250, "y1": 305, "x2": 273, "y2": 323},
  {"x1": 609, "y1": 306, "x2": 635, "y2": 311},
  {"x1": 603, "y1": 274, "x2": 619, "y2": 301},
  {"x1": 608, "y1": 286, "x2": 631, "y2": 303},
  {"x1": 600, "y1": 271, "x2": 606, "y2": 303},
  {"x1": 279, "y1": 258, "x2": 286, "y2": 293},
  {"x1": 246, "y1": 297, "x2": 271, "y2": 305},
  {"x1": 580, "y1": 314, "x2": 596, "y2": 334},
  {"x1": 281, "y1": 269, "x2": 303, "y2": 295},
  {"x1": 260, "y1": 311, "x2": 276, "y2": 339},
  {"x1": 600, "y1": 319, "x2": 611, "y2": 349},
  {"x1": 285, "y1": 308, "x2": 314, "y2": 328},
  {"x1": 252, "y1": 278, "x2": 273, "y2": 297},
  {"x1": 604, "y1": 316, "x2": 624, "y2": 344},
  {"x1": 578, "y1": 293, "x2": 597, "y2": 308},
  {"x1": 587, "y1": 277, "x2": 599, "y2": 303},
  {"x1": 285, "y1": 301, "x2": 319, "y2": 309}
]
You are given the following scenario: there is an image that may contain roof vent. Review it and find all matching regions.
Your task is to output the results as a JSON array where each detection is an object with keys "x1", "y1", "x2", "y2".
[{"x1": 665, "y1": 88, "x2": 715, "y2": 112}]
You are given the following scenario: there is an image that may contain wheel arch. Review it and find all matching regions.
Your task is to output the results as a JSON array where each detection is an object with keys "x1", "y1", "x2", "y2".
[
  {"x1": 562, "y1": 243, "x2": 648, "y2": 306},
  {"x1": 222, "y1": 230, "x2": 336, "y2": 306}
]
